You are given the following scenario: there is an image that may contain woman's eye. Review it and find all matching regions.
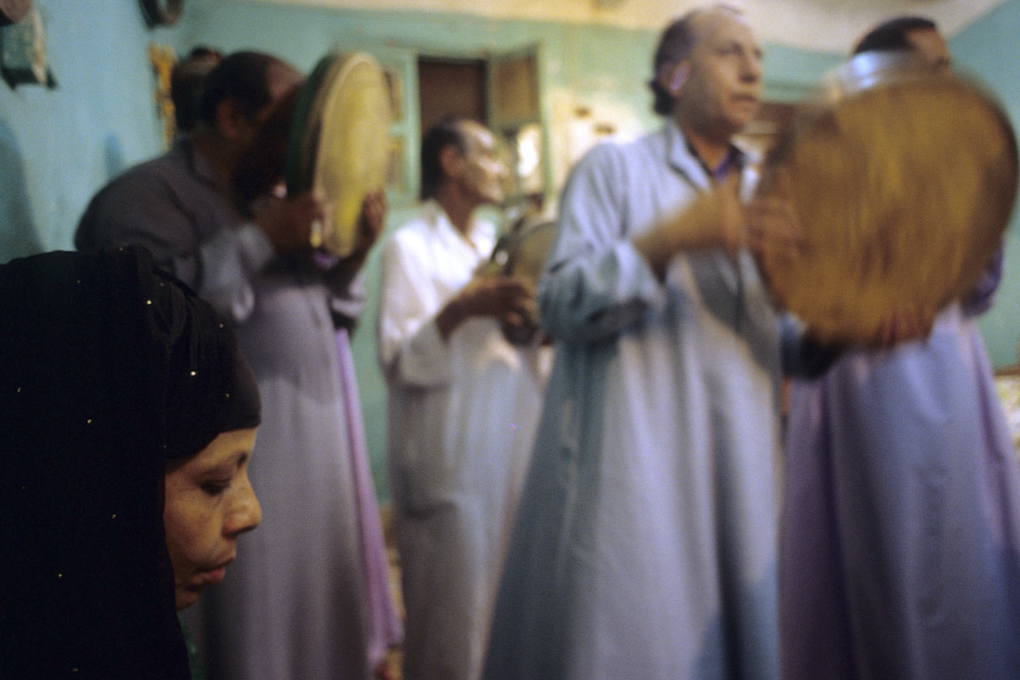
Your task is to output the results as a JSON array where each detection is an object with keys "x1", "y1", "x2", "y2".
[{"x1": 201, "y1": 481, "x2": 230, "y2": 496}]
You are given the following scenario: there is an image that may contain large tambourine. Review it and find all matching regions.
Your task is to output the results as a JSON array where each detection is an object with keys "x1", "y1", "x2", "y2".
[
  {"x1": 755, "y1": 52, "x2": 1018, "y2": 344},
  {"x1": 285, "y1": 51, "x2": 392, "y2": 257}
]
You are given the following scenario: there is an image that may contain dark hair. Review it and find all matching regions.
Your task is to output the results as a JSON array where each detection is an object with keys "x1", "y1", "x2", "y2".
[
  {"x1": 232, "y1": 85, "x2": 301, "y2": 211},
  {"x1": 420, "y1": 116, "x2": 470, "y2": 200},
  {"x1": 170, "y1": 46, "x2": 222, "y2": 132},
  {"x1": 186, "y1": 46, "x2": 221, "y2": 62},
  {"x1": 196, "y1": 50, "x2": 288, "y2": 126},
  {"x1": 853, "y1": 16, "x2": 938, "y2": 56},
  {"x1": 648, "y1": 4, "x2": 743, "y2": 116}
]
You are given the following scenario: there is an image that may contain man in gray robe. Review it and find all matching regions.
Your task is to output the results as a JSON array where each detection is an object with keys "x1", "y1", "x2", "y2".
[{"x1": 76, "y1": 50, "x2": 398, "y2": 680}]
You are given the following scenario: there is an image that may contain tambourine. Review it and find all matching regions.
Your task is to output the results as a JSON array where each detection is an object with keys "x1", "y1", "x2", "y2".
[
  {"x1": 755, "y1": 51, "x2": 1018, "y2": 344},
  {"x1": 488, "y1": 214, "x2": 557, "y2": 345},
  {"x1": 285, "y1": 52, "x2": 392, "y2": 257}
]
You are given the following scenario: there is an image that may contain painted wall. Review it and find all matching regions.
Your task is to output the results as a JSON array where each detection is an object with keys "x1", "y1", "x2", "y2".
[
  {"x1": 1, "y1": 0, "x2": 1015, "y2": 501},
  {"x1": 951, "y1": 0, "x2": 1020, "y2": 368},
  {"x1": 0, "y1": 0, "x2": 182, "y2": 259}
]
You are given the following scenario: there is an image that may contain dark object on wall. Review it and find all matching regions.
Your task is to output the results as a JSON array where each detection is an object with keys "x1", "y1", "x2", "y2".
[
  {"x1": 1, "y1": 7, "x2": 55, "y2": 89},
  {"x1": 0, "y1": 0, "x2": 30, "y2": 27},
  {"x1": 140, "y1": 0, "x2": 184, "y2": 27}
]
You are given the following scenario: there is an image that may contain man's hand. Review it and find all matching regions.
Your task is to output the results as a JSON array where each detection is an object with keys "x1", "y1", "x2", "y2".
[
  {"x1": 680, "y1": 171, "x2": 747, "y2": 254},
  {"x1": 745, "y1": 170, "x2": 803, "y2": 268},
  {"x1": 872, "y1": 306, "x2": 934, "y2": 349},
  {"x1": 633, "y1": 172, "x2": 747, "y2": 277},
  {"x1": 436, "y1": 275, "x2": 536, "y2": 341},
  {"x1": 345, "y1": 191, "x2": 387, "y2": 269},
  {"x1": 254, "y1": 188, "x2": 324, "y2": 254}
]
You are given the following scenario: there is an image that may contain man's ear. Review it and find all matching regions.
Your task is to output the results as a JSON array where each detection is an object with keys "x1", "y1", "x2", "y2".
[
  {"x1": 439, "y1": 144, "x2": 464, "y2": 181},
  {"x1": 658, "y1": 61, "x2": 691, "y2": 97}
]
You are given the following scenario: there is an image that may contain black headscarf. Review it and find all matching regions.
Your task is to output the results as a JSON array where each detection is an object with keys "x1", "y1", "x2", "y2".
[
  {"x1": 0, "y1": 246, "x2": 260, "y2": 679},
  {"x1": 151, "y1": 252, "x2": 261, "y2": 459}
]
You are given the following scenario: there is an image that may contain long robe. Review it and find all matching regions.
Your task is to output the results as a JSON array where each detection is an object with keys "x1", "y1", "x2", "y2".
[
  {"x1": 75, "y1": 136, "x2": 401, "y2": 680},
  {"x1": 378, "y1": 201, "x2": 552, "y2": 680},
  {"x1": 781, "y1": 300, "x2": 1020, "y2": 680},
  {"x1": 483, "y1": 124, "x2": 782, "y2": 680}
]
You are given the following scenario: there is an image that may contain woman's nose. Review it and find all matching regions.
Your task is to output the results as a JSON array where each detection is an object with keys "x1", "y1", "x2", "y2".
[{"x1": 226, "y1": 474, "x2": 262, "y2": 536}]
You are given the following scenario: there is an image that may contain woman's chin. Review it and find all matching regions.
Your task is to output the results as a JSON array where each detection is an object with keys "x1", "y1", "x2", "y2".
[{"x1": 174, "y1": 587, "x2": 202, "y2": 611}]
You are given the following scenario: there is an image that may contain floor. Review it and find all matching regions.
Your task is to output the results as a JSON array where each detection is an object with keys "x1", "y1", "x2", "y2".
[{"x1": 378, "y1": 505, "x2": 404, "y2": 680}]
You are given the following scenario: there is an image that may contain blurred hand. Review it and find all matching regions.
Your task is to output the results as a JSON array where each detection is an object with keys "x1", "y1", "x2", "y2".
[
  {"x1": 254, "y1": 188, "x2": 324, "y2": 254},
  {"x1": 745, "y1": 169, "x2": 803, "y2": 268},
  {"x1": 873, "y1": 306, "x2": 934, "y2": 349},
  {"x1": 437, "y1": 275, "x2": 536, "y2": 340},
  {"x1": 634, "y1": 171, "x2": 746, "y2": 277},
  {"x1": 673, "y1": 171, "x2": 746, "y2": 255},
  {"x1": 347, "y1": 191, "x2": 387, "y2": 266},
  {"x1": 460, "y1": 275, "x2": 535, "y2": 326}
]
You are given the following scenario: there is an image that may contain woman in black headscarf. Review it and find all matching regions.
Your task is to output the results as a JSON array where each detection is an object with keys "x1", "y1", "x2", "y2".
[{"x1": 0, "y1": 246, "x2": 262, "y2": 679}]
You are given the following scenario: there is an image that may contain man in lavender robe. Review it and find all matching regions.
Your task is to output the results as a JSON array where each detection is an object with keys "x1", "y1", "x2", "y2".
[{"x1": 780, "y1": 17, "x2": 1020, "y2": 680}]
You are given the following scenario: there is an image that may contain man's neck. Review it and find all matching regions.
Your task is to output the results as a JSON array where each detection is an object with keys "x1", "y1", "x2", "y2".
[
  {"x1": 434, "y1": 186, "x2": 480, "y2": 239},
  {"x1": 190, "y1": 128, "x2": 237, "y2": 182},
  {"x1": 681, "y1": 124, "x2": 734, "y2": 176}
]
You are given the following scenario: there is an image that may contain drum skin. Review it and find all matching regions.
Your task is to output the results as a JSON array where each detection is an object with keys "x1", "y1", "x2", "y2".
[
  {"x1": 285, "y1": 52, "x2": 392, "y2": 257},
  {"x1": 756, "y1": 53, "x2": 1018, "y2": 345}
]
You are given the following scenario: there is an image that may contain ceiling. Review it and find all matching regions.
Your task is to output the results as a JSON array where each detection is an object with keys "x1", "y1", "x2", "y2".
[{"x1": 243, "y1": 0, "x2": 1009, "y2": 54}]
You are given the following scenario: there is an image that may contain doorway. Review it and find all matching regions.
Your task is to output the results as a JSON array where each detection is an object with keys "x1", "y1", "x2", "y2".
[{"x1": 417, "y1": 57, "x2": 487, "y2": 134}]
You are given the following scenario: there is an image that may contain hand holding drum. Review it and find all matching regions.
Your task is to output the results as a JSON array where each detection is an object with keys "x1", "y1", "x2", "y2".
[
  {"x1": 285, "y1": 51, "x2": 393, "y2": 258},
  {"x1": 486, "y1": 215, "x2": 558, "y2": 344},
  {"x1": 753, "y1": 51, "x2": 1018, "y2": 345}
]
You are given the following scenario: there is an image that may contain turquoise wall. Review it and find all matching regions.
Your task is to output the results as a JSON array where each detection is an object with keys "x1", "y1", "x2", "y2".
[
  {"x1": 1, "y1": 0, "x2": 1015, "y2": 501},
  {"x1": 951, "y1": 1, "x2": 1020, "y2": 368},
  {"x1": 0, "y1": 0, "x2": 182, "y2": 258}
]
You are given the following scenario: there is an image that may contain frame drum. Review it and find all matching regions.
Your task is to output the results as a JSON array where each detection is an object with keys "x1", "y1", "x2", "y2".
[
  {"x1": 285, "y1": 52, "x2": 392, "y2": 257},
  {"x1": 756, "y1": 52, "x2": 1018, "y2": 344}
]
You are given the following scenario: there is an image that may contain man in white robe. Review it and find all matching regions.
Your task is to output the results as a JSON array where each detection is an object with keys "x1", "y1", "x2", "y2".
[
  {"x1": 483, "y1": 6, "x2": 792, "y2": 679},
  {"x1": 378, "y1": 118, "x2": 552, "y2": 680}
]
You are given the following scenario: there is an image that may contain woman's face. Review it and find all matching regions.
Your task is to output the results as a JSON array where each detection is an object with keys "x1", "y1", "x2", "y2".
[{"x1": 163, "y1": 427, "x2": 261, "y2": 610}]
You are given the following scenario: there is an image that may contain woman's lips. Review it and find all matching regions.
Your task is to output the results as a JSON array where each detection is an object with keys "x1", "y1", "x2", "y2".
[
  {"x1": 201, "y1": 566, "x2": 227, "y2": 585},
  {"x1": 195, "y1": 557, "x2": 234, "y2": 586}
]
